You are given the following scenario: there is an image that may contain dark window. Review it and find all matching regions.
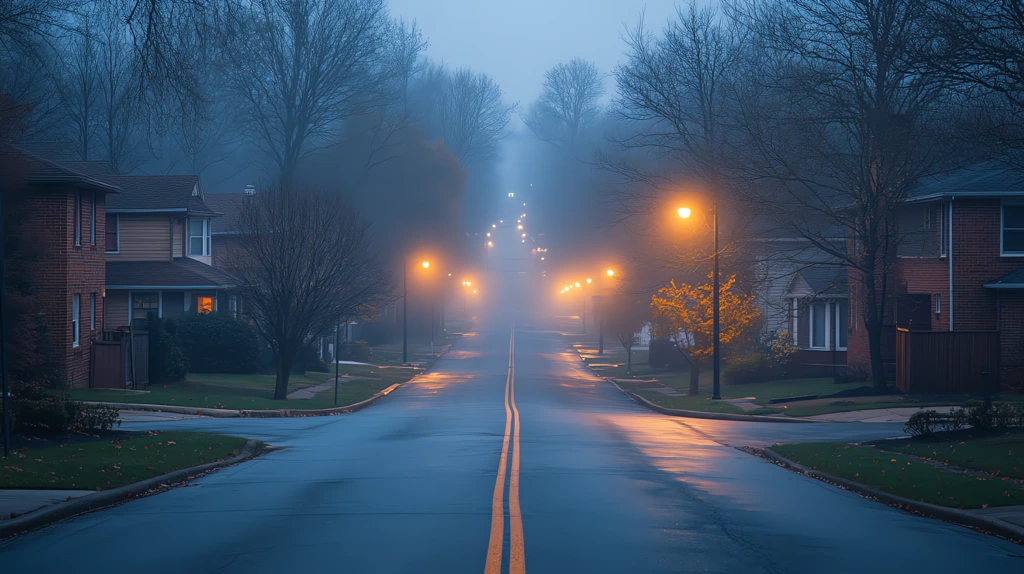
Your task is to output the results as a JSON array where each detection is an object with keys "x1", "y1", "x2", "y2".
[
  {"x1": 74, "y1": 191, "x2": 82, "y2": 246},
  {"x1": 90, "y1": 191, "x2": 96, "y2": 245},
  {"x1": 72, "y1": 294, "x2": 80, "y2": 347},
  {"x1": 940, "y1": 202, "x2": 949, "y2": 257},
  {"x1": 835, "y1": 301, "x2": 848, "y2": 349},
  {"x1": 810, "y1": 301, "x2": 826, "y2": 349},
  {"x1": 106, "y1": 214, "x2": 119, "y2": 252},
  {"x1": 1003, "y1": 205, "x2": 1024, "y2": 254},
  {"x1": 131, "y1": 292, "x2": 159, "y2": 330}
]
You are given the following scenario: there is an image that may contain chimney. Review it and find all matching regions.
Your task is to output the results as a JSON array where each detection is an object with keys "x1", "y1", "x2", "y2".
[{"x1": 244, "y1": 184, "x2": 256, "y2": 197}]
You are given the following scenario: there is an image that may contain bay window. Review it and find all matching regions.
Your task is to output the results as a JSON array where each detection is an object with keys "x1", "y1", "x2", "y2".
[{"x1": 189, "y1": 218, "x2": 211, "y2": 257}]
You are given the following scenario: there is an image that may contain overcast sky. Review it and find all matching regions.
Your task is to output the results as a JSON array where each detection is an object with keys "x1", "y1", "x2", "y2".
[{"x1": 387, "y1": 0, "x2": 681, "y2": 107}]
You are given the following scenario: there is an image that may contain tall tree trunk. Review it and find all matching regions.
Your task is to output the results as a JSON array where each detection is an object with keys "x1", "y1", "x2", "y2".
[
  {"x1": 864, "y1": 283, "x2": 887, "y2": 389},
  {"x1": 274, "y1": 346, "x2": 296, "y2": 400},
  {"x1": 688, "y1": 359, "x2": 701, "y2": 396},
  {"x1": 626, "y1": 347, "x2": 633, "y2": 374}
]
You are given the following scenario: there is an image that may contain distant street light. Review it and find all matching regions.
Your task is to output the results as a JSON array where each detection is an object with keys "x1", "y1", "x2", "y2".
[
  {"x1": 586, "y1": 278, "x2": 592, "y2": 284},
  {"x1": 606, "y1": 269, "x2": 615, "y2": 277},
  {"x1": 677, "y1": 207, "x2": 692, "y2": 219},
  {"x1": 404, "y1": 259, "x2": 431, "y2": 363},
  {"x1": 575, "y1": 282, "x2": 581, "y2": 288},
  {"x1": 487, "y1": 241, "x2": 493, "y2": 247}
]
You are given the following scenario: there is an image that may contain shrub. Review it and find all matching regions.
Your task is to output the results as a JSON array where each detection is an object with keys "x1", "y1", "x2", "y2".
[
  {"x1": 11, "y1": 393, "x2": 121, "y2": 434},
  {"x1": 724, "y1": 353, "x2": 773, "y2": 384},
  {"x1": 649, "y1": 338, "x2": 687, "y2": 371},
  {"x1": 905, "y1": 410, "x2": 937, "y2": 437},
  {"x1": 763, "y1": 330, "x2": 798, "y2": 367},
  {"x1": 177, "y1": 313, "x2": 262, "y2": 374},
  {"x1": 338, "y1": 341, "x2": 371, "y2": 362},
  {"x1": 148, "y1": 315, "x2": 189, "y2": 383}
]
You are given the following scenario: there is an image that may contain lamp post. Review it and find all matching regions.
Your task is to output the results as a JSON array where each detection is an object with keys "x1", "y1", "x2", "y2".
[
  {"x1": 403, "y1": 260, "x2": 430, "y2": 364},
  {"x1": 678, "y1": 203, "x2": 721, "y2": 400}
]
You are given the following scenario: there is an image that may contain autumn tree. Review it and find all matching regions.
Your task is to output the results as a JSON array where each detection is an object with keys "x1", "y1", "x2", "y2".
[
  {"x1": 650, "y1": 273, "x2": 761, "y2": 395},
  {"x1": 225, "y1": 185, "x2": 392, "y2": 400},
  {"x1": 524, "y1": 58, "x2": 604, "y2": 147}
]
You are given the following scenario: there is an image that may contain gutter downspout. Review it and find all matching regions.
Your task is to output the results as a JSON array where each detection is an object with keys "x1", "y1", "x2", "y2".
[{"x1": 949, "y1": 196, "x2": 954, "y2": 331}]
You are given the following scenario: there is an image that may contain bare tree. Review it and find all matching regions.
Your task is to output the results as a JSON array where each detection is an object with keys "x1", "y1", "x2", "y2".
[
  {"x1": 726, "y1": 0, "x2": 954, "y2": 387},
  {"x1": 524, "y1": 58, "x2": 604, "y2": 147},
  {"x1": 416, "y1": 65, "x2": 515, "y2": 165},
  {"x1": 226, "y1": 185, "x2": 392, "y2": 400},
  {"x1": 604, "y1": 295, "x2": 648, "y2": 374},
  {"x1": 223, "y1": 0, "x2": 390, "y2": 186},
  {"x1": 50, "y1": 10, "x2": 99, "y2": 159},
  {"x1": 926, "y1": 0, "x2": 1024, "y2": 169},
  {"x1": 610, "y1": 2, "x2": 741, "y2": 210}
]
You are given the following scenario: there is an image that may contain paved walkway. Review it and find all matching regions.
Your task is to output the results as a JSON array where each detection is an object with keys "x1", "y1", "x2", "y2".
[
  {"x1": 285, "y1": 376, "x2": 354, "y2": 400},
  {"x1": 807, "y1": 406, "x2": 957, "y2": 423},
  {"x1": 0, "y1": 490, "x2": 93, "y2": 521}
]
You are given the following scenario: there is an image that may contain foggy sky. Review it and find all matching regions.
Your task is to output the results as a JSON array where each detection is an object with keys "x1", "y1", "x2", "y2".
[{"x1": 387, "y1": 0, "x2": 680, "y2": 112}]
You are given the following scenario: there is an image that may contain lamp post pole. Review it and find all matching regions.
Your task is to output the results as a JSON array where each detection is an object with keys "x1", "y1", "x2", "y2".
[
  {"x1": 712, "y1": 200, "x2": 721, "y2": 400},
  {"x1": 402, "y1": 260, "x2": 408, "y2": 364},
  {"x1": 334, "y1": 318, "x2": 340, "y2": 406}
]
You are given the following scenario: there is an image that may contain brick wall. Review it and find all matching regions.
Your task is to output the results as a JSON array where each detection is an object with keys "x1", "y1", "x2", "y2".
[{"x1": 12, "y1": 187, "x2": 107, "y2": 388}]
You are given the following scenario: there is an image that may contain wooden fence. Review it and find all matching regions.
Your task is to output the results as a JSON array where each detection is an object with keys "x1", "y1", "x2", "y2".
[
  {"x1": 90, "y1": 329, "x2": 149, "y2": 389},
  {"x1": 895, "y1": 329, "x2": 1000, "y2": 394}
]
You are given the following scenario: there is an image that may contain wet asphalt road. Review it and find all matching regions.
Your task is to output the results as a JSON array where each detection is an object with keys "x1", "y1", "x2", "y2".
[{"x1": 2, "y1": 321, "x2": 1023, "y2": 573}]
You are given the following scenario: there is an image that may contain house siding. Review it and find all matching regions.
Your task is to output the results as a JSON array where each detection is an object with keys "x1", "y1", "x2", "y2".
[
  {"x1": 105, "y1": 290, "x2": 130, "y2": 329},
  {"x1": 172, "y1": 219, "x2": 184, "y2": 258},
  {"x1": 105, "y1": 214, "x2": 172, "y2": 262}
]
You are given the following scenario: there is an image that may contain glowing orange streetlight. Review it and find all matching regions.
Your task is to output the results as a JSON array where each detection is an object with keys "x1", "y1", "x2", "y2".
[
  {"x1": 606, "y1": 269, "x2": 615, "y2": 277},
  {"x1": 575, "y1": 282, "x2": 581, "y2": 288},
  {"x1": 421, "y1": 261, "x2": 430, "y2": 269},
  {"x1": 677, "y1": 207, "x2": 692, "y2": 219},
  {"x1": 586, "y1": 278, "x2": 592, "y2": 284},
  {"x1": 487, "y1": 241, "x2": 494, "y2": 247}
]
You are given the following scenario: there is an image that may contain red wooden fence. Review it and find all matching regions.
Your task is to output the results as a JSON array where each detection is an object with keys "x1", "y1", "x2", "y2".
[{"x1": 895, "y1": 329, "x2": 1000, "y2": 394}]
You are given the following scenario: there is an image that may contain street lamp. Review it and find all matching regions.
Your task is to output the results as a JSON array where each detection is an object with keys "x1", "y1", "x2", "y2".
[
  {"x1": 586, "y1": 278, "x2": 592, "y2": 284},
  {"x1": 678, "y1": 202, "x2": 721, "y2": 400},
  {"x1": 403, "y1": 259, "x2": 431, "y2": 364},
  {"x1": 606, "y1": 269, "x2": 615, "y2": 277}
]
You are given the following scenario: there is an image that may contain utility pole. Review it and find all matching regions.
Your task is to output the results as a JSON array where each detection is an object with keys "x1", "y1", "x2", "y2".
[
  {"x1": 402, "y1": 261, "x2": 408, "y2": 364},
  {"x1": 712, "y1": 201, "x2": 721, "y2": 400},
  {"x1": 333, "y1": 318, "x2": 340, "y2": 406}
]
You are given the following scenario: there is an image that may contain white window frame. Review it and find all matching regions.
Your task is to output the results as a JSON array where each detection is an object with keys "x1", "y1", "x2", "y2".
[
  {"x1": 809, "y1": 300, "x2": 829, "y2": 350},
  {"x1": 72, "y1": 294, "x2": 80, "y2": 347},
  {"x1": 90, "y1": 191, "x2": 96, "y2": 246},
  {"x1": 1001, "y1": 202, "x2": 1024, "y2": 256},
  {"x1": 935, "y1": 293, "x2": 942, "y2": 315},
  {"x1": 188, "y1": 218, "x2": 211, "y2": 257},
  {"x1": 106, "y1": 214, "x2": 119, "y2": 253},
  {"x1": 90, "y1": 293, "x2": 96, "y2": 330},
  {"x1": 834, "y1": 300, "x2": 848, "y2": 351}
]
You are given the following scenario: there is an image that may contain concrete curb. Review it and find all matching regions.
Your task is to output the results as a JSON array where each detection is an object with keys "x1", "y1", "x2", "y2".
[
  {"x1": 0, "y1": 440, "x2": 264, "y2": 539},
  {"x1": 607, "y1": 378, "x2": 817, "y2": 424},
  {"x1": 84, "y1": 383, "x2": 403, "y2": 418},
  {"x1": 761, "y1": 447, "x2": 1024, "y2": 544}
]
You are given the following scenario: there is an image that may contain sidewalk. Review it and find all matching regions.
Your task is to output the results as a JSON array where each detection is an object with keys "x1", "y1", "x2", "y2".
[
  {"x1": 805, "y1": 406, "x2": 957, "y2": 423},
  {"x1": 1, "y1": 490, "x2": 93, "y2": 520}
]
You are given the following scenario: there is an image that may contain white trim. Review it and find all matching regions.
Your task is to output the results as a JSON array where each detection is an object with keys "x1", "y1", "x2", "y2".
[
  {"x1": 72, "y1": 294, "x2": 80, "y2": 347},
  {"x1": 1000, "y1": 201, "x2": 1024, "y2": 256}
]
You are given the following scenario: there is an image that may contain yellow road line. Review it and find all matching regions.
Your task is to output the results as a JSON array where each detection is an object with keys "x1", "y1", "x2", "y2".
[
  {"x1": 508, "y1": 325, "x2": 525, "y2": 574},
  {"x1": 484, "y1": 323, "x2": 526, "y2": 574}
]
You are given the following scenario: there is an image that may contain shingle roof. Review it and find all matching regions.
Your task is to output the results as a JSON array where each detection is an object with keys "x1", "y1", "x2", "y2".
[
  {"x1": 985, "y1": 267, "x2": 1024, "y2": 289},
  {"x1": 204, "y1": 193, "x2": 249, "y2": 234},
  {"x1": 106, "y1": 259, "x2": 233, "y2": 289},
  {"x1": 0, "y1": 144, "x2": 119, "y2": 194},
  {"x1": 62, "y1": 160, "x2": 117, "y2": 178},
  {"x1": 908, "y1": 162, "x2": 1024, "y2": 201},
  {"x1": 788, "y1": 266, "x2": 848, "y2": 297},
  {"x1": 104, "y1": 175, "x2": 217, "y2": 214}
]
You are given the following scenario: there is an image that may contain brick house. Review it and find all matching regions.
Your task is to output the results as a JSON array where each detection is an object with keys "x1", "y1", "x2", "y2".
[
  {"x1": 846, "y1": 162, "x2": 1024, "y2": 385},
  {"x1": 0, "y1": 144, "x2": 119, "y2": 388}
]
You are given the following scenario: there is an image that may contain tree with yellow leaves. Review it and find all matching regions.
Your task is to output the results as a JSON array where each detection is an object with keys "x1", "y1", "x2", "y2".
[{"x1": 650, "y1": 273, "x2": 761, "y2": 395}]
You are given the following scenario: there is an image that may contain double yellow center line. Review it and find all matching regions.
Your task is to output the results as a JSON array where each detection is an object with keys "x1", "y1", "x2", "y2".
[{"x1": 484, "y1": 323, "x2": 525, "y2": 574}]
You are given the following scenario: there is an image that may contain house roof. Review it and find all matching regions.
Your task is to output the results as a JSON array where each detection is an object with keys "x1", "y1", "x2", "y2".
[
  {"x1": 106, "y1": 259, "x2": 233, "y2": 290},
  {"x1": 0, "y1": 144, "x2": 120, "y2": 194},
  {"x1": 786, "y1": 266, "x2": 848, "y2": 298},
  {"x1": 62, "y1": 160, "x2": 117, "y2": 178},
  {"x1": 907, "y1": 162, "x2": 1024, "y2": 202},
  {"x1": 104, "y1": 175, "x2": 218, "y2": 215},
  {"x1": 204, "y1": 193, "x2": 249, "y2": 234},
  {"x1": 985, "y1": 267, "x2": 1024, "y2": 290}
]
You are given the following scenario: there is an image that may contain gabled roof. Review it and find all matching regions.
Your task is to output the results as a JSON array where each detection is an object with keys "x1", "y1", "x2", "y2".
[
  {"x1": 0, "y1": 144, "x2": 119, "y2": 194},
  {"x1": 786, "y1": 266, "x2": 848, "y2": 298},
  {"x1": 204, "y1": 193, "x2": 249, "y2": 234},
  {"x1": 106, "y1": 258, "x2": 233, "y2": 290},
  {"x1": 907, "y1": 162, "x2": 1024, "y2": 202},
  {"x1": 985, "y1": 267, "x2": 1024, "y2": 290},
  {"x1": 105, "y1": 175, "x2": 217, "y2": 215}
]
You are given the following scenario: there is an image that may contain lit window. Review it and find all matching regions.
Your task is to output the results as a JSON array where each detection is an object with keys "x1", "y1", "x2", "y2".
[{"x1": 197, "y1": 296, "x2": 214, "y2": 314}]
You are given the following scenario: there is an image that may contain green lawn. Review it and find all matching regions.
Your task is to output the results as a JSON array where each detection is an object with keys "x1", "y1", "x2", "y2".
[
  {"x1": 773, "y1": 442, "x2": 1024, "y2": 509},
  {"x1": 69, "y1": 367, "x2": 415, "y2": 411},
  {"x1": 0, "y1": 431, "x2": 249, "y2": 491},
  {"x1": 874, "y1": 429, "x2": 1024, "y2": 480},
  {"x1": 632, "y1": 390, "x2": 746, "y2": 414}
]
